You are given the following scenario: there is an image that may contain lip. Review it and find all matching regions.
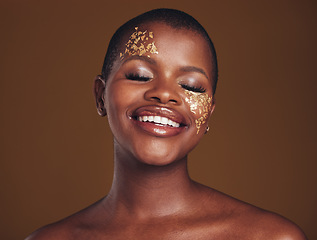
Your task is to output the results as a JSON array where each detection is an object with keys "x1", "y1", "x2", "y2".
[{"x1": 129, "y1": 105, "x2": 189, "y2": 137}]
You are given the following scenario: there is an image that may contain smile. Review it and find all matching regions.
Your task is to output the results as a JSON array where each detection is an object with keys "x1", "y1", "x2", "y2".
[
  {"x1": 130, "y1": 105, "x2": 188, "y2": 137},
  {"x1": 137, "y1": 115, "x2": 180, "y2": 128}
]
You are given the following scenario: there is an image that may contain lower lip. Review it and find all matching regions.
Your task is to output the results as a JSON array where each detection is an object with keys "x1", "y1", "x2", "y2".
[{"x1": 132, "y1": 118, "x2": 185, "y2": 137}]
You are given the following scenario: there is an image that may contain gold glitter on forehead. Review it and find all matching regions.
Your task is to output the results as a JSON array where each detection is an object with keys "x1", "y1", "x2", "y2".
[
  {"x1": 119, "y1": 27, "x2": 158, "y2": 60},
  {"x1": 184, "y1": 90, "x2": 213, "y2": 134}
]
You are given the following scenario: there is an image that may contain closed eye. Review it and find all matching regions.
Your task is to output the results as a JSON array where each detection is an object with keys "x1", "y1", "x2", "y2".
[
  {"x1": 180, "y1": 84, "x2": 206, "y2": 93},
  {"x1": 125, "y1": 73, "x2": 151, "y2": 81}
]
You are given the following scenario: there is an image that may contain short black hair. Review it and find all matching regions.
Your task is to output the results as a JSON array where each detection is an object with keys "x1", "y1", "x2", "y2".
[{"x1": 101, "y1": 8, "x2": 218, "y2": 95}]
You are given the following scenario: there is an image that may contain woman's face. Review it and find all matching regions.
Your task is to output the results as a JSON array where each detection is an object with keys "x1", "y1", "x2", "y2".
[{"x1": 100, "y1": 23, "x2": 215, "y2": 165}]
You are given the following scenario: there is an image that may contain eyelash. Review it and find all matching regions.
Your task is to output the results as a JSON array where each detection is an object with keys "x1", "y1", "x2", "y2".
[
  {"x1": 180, "y1": 84, "x2": 206, "y2": 93},
  {"x1": 125, "y1": 73, "x2": 151, "y2": 81},
  {"x1": 125, "y1": 73, "x2": 206, "y2": 93}
]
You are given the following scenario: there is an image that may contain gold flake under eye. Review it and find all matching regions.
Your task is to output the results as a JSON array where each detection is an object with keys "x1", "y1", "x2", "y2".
[
  {"x1": 184, "y1": 90, "x2": 213, "y2": 134},
  {"x1": 119, "y1": 27, "x2": 159, "y2": 60}
]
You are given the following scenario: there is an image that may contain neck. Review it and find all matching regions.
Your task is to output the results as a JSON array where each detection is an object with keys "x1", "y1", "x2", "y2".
[{"x1": 104, "y1": 141, "x2": 197, "y2": 219}]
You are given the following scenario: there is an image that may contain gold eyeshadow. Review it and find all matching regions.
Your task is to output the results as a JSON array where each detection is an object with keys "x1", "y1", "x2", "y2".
[
  {"x1": 184, "y1": 90, "x2": 213, "y2": 134},
  {"x1": 120, "y1": 27, "x2": 158, "y2": 60}
]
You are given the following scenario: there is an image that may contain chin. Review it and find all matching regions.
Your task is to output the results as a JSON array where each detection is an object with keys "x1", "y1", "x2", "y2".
[{"x1": 133, "y1": 147, "x2": 185, "y2": 167}]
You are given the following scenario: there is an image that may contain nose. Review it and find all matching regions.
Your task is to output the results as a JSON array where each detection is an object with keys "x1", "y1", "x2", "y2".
[{"x1": 144, "y1": 79, "x2": 181, "y2": 105}]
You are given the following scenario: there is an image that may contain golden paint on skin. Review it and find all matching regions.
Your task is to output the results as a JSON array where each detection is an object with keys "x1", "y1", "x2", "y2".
[
  {"x1": 119, "y1": 27, "x2": 158, "y2": 60},
  {"x1": 184, "y1": 90, "x2": 213, "y2": 134}
]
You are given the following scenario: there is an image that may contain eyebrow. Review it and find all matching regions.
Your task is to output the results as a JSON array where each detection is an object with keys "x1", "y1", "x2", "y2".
[
  {"x1": 122, "y1": 55, "x2": 157, "y2": 65},
  {"x1": 179, "y1": 66, "x2": 209, "y2": 79}
]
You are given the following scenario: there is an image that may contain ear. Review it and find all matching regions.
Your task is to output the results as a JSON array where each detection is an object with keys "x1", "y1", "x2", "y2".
[{"x1": 93, "y1": 75, "x2": 107, "y2": 117}]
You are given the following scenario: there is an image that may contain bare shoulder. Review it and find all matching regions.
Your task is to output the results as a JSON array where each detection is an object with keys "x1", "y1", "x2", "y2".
[
  {"x1": 258, "y1": 210, "x2": 307, "y2": 240},
  {"x1": 25, "y1": 209, "x2": 95, "y2": 240},
  {"x1": 244, "y1": 208, "x2": 308, "y2": 240},
  {"x1": 200, "y1": 186, "x2": 307, "y2": 240},
  {"x1": 25, "y1": 198, "x2": 106, "y2": 240},
  {"x1": 25, "y1": 221, "x2": 71, "y2": 240}
]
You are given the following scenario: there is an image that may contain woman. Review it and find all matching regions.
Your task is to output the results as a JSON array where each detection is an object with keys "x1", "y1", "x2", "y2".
[{"x1": 26, "y1": 8, "x2": 306, "y2": 239}]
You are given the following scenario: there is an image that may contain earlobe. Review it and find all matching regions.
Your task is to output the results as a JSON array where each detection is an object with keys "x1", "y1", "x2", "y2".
[{"x1": 94, "y1": 75, "x2": 107, "y2": 117}]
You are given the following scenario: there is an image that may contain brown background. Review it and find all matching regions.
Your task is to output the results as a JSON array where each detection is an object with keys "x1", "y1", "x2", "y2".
[{"x1": 1, "y1": 0, "x2": 316, "y2": 239}]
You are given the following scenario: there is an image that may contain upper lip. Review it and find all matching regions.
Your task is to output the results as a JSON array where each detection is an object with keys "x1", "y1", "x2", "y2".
[{"x1": 129, "y1": 105, "x2": 189, "y2": 126}]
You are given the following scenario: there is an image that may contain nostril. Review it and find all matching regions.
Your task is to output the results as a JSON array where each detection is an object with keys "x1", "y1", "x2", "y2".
[
  {"x1": 144, "y1": 87, "x2": 181, "y2": 105},
  {"x1": 150, "y1": 96, "x2": 178, "y2": 104},
  {"x1": 151, "y1": 97, "x2": 161, "y2": 101}
]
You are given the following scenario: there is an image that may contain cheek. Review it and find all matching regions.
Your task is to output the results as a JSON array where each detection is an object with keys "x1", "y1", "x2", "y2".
[
  {"x1": 105, "y1": 81, "x2": 144, "y2": 127},
  {"x1": 104, "y1": 82, "x2": 141, "y2": 145},
  {"x1": 184, "y1": 90, "x2": 213, "y2": 134},
  {"x1": 106, "y1": 82, "x2": 139, "y2": 107}
]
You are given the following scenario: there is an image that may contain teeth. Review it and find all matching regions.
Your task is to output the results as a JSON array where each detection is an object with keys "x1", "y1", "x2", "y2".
[
  {"x1": 161, "y1": 117, "x2": 168, "y2": 124},
  {"x1": 137, "y1": 115, "x2": 180, "y2": 127},
  {"x1": 154, "y1": 116, "x2": 161, "y2": 123}
]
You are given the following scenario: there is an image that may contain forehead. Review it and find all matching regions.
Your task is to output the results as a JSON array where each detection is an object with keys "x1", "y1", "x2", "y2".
[{"x1": 119, "y1": 22, "x2": 214, "y2": 78}]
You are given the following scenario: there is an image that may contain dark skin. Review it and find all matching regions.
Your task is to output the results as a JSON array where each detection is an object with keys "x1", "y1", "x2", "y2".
[{"x1": 26, "y1": 23, "x2": 307, "y2": 240}]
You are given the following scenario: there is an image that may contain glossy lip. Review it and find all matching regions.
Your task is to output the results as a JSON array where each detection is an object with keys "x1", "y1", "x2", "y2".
[{"x1": 129, "y1": 105, "x2": 189, "y2": 137}]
